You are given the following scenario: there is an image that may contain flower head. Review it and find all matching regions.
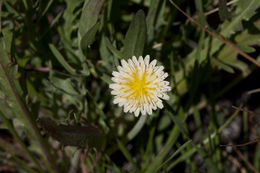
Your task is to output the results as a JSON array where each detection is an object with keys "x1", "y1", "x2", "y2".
[{"x1": 109, "y1": 55, "x2": 171, "y2": 117}]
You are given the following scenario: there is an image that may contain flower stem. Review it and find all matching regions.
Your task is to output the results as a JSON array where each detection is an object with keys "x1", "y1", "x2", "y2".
[{"x1": 127, "y1": 114, "x2": 148, "y2": 140}]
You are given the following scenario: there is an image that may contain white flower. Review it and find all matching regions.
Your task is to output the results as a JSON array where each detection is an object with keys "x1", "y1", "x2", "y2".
[{"x1": 109, "y1": 55, "x2": 171, "y2": 117}]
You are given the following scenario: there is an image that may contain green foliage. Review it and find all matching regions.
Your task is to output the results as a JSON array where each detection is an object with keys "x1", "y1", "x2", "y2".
[
  {"x1": 37, "y1": 118, "x2": 104, "y2": 148},
  {"x1": 1, "y1": 0, "x2": 260, "y2": 172}
]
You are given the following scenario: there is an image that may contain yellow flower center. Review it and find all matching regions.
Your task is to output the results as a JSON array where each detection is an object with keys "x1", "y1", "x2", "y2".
[
  {"x1": 129, "y1": 72, "x2": 147, "y2": 97},
  {"x1": 123, "y1": 70, "x2": 155, "y2": 104}
]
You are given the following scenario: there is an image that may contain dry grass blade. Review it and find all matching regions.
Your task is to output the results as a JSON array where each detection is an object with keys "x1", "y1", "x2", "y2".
[{"x1": 168, "y1": 0, "x2": 260, "y2": 68}]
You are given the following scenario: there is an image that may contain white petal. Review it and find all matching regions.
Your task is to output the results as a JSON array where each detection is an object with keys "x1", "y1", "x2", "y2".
[
  {"x1": 134, "y1": 108, "x2": 140, "y2": 117},
  {"x1": 117, "y1": 66, "x2": 125, "y2": 73},
  {"x1": 141, "y1": 105, "x2": 146, "y2": 115},
  {"x1": 144, "y1": 55, "x2": 150, "y2": 66},
  {"x1": 156, "y1": 101, "x2": 163, "y2": 109},
  {"x1": 132, "y1": 56, "x2": 139, "y2": 66},
  {"x1": 124, "y1": 104, "x2": 131, "y2": 113},
  {"x1": 161, "y1": 93, "x2": 169, "y2": 100},
  {"x1": 150, "y1": 59, "x2": 157, "y2": 67},
  {"x1": 138, "y1": 56, "x2": 144, "y2": 64},
  {"x1": 147, "y1": 105, "x2": 152, "y2": 115},
  {"x1": 109, "y1": 84, "x2": 120, "y2": 89},
  {"x1": 161, "y1": 72, "x2": 168, "y2": 79},
  {"x1": 113, "y1": 97, "x2": 124, "y2": 104}
]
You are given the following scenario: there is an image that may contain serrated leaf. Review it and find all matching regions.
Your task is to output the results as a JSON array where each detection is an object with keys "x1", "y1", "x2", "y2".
[
  {"x1": 221, "y1": 0, "x2": 260, "y2": 38},
  {"x1": 212, "y1": 58, "x2": 234, "y2": 73},
  {"x1": 217, "y1": 21, "x2": 260, "y2": 72},
  {"x1": 186, "y1": 0, "x2": 260, "y2": 65},
  {"x1": 63, "y1": 0, "x2": 82, "y2": 42},
  {"x1": 122, "y1": 10, "x2": 147, "y2": 59},
  {"x1": 37, "y1": 118, "x2": 104, "y2": 149},
  {"x1": 78, "y1": 0, "x2": 105, "y2": 39},
  {"x1": 80, "y1": 22, "x2": 100, "y2": 54}
]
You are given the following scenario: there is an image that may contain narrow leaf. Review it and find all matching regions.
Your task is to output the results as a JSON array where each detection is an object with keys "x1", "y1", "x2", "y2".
[
  {"x1": 122, "y1": 10, "x2": 147, "y2": 59},
  {"x1": 105, "y1": 37, "x2": 124, "y2": 59},
  {"x1": 80, "y1": 22, "x2": 100, "y2": 53},
  {"x1": 165, "y1": 103, "x2": 189, "y2": 138},
  {"x1": 78, "y1": 0, "x2": 105, "y2": 38},
  {"x1": 49, "y1": 44, "x2": 76, "y2": 75}
]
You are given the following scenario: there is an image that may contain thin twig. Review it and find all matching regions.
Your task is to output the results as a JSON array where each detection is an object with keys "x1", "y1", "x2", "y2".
[
  {"x1": 232, "y1": 106, "x2": 259, "y2": 115},
  {"x1": 234, "y1": 147, "x2": 260, "y2": 173},
  {"x1": 168, "y1": 0, "x2": 260, "y2": 68},
  {"x1": 220, "y1": 138, "x2": 259, "y2": 147},
  {"x1": 247, "y1": 88, "x2": 260, "y2": 95},
  {"x1": 25, "y1": 67, "x2": 50, "y2": 72}
]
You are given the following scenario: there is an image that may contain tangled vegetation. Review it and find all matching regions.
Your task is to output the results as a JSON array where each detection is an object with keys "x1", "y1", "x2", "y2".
[{"x1": 1, "y1": 0, "x2": 260, "y2": 172}]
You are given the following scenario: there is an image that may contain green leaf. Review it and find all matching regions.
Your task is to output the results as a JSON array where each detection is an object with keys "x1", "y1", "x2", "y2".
[
  {"x1": 218, "y1": 0, "x2": 231, "y2": 21},
  {"x1": 212, "y1": 58, "x2": 235, "y2": 73},
  {"x1": 50, "y1": 77, "x2": 79, "y2": 96},
  {"x1": 185, "y1": 0, "x2": 260, "y2": 72},
  {"x1": 155, "y1": 140, "x2": 192, "y2": 173},
  {"x1": 217, "y1": 21, "x2": 260, "y2": 72},
  {"x1": 144, "y1": 108, "x2": 186, "y2": 173},
  {"x1": 49, "y1": 44, "x2": 76, "y2": 75},
  {"x1": 37, "y1": 118, "x2": 105, "y2": 149},
  {"x1": 221, "y1": 0, "x2": 260, "y2": 38},
  {"x1": 38, "y1": 0, "x2": 54, "y2": 17},
  {"x1": 166, "y1": 106, "x2": 242, "y2": 170},
  {"x1": 80, "y1": 22, "x2": 100, "y2": 54},
  {"x1": 105, "y1": 37, "x2": 124, "y2": 59},
  {"x1": 78, "y1": 0, "x2": 105, "y2": 39},
  {"x1": 146, "y1": 0, "x2": 161, "y2": 42},
  {"x1": 0, "y1": 38, "x2": 22, "y2": 119},
  {"x1": 2, "y1": 29, "x2": 13, "y2": 55},
  {"x1": 165, "y1": 103, "x2": 189, "y2": 138},
  {"x1": 63, "y1": 0, "x2": 82, "y2": 42},
  {"x1": 122, "y1": 10, "x2": 147, "y2": 59}
]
